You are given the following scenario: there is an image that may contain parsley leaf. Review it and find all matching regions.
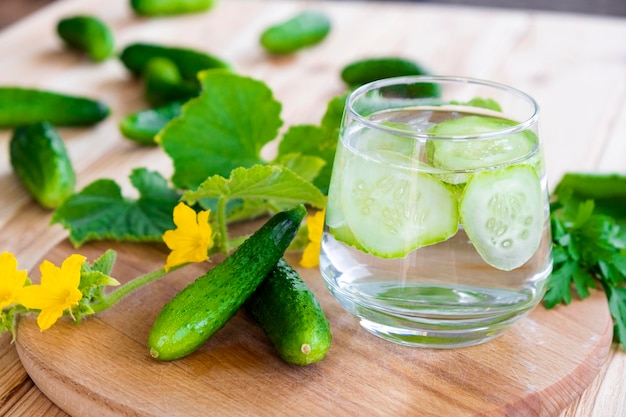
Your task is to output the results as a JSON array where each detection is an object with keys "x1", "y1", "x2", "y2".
[
  {"x1": 605, "y1": 284, "x2": 626, "y2": 346},
  {"x1": 547, "y1": 174, "x2": 626, "y2": 348},
  {"x1": 158, "y1": 69, "x2": 283, "y2": 189},
  {"x1": 51, "y1": 168, "x2": 180, "y2": 246}
]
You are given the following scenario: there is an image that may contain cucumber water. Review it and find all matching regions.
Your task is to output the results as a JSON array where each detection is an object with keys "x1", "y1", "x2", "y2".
[{"x1": 320, "y1": 105, "x2": 552, "y2": 347}]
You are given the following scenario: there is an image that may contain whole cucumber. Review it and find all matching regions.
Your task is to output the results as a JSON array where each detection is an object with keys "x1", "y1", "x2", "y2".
[
  {"x1": 120, "y1": 42, "x2": 231, "y2": 83},
  {"x1": 131, "y1": 0, "x2": 216, "y2": 16},
  {"x1": 56, "y1": 15, "x2": 115, "y2": 62},
  {"x1": 0, "y1": 87, "x2": 110, "y2": 128},
  {"x1": 10, "y1": 122, "x2": 76, "y2": 209},
  {"x1": 260, "y1": 11, "x2": 331, "y2": 55},
  {"x1": 148, "y1": 205, "x2": 307, "y2": 361},
  {"x1": 340, "y1": 57, "x2": 441, "y2": 98},
  {"x1": 246, "y1": 258, "x2": 331, "y2": 365}
]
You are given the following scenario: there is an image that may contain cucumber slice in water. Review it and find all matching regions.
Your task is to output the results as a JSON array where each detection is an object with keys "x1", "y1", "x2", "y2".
[
  {"x1": 427, "y1": 115, "x2": 537, "y2": 184},
  {"x1": 337, "y1": 149, "x2": 458, "y2": 258},
  {"x1": 459, "y1": 164, "x2": 544, "y2": 271}
]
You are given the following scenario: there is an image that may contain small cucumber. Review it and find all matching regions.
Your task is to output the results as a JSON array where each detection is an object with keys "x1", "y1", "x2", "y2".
[
  {"x1": 260, "y1": 11, "x2": 331, "y2": 55},
  {"x1": 120, "y1": 42, "x2": 231, "y2": 84},
  {"x1": 340, "y1": 57, "x2": 436, "y2": 90},
  {"x1": 119, "y1": 101, "x2": 183, "y2": 145},
  {"x1": 148, "y1": 205, "x2": 307, "y2": 361},
  {"x1": 555, "y1": 173, "x2": 626, "y2": 200},
  {"x1": 131, "y1": 0, "x2": 216, "y2": 16},
  {"x1": 0, "y1": 87, "x2": 110, "y2": 128},
  {"x1": 246, "y1": 258, "x2": 331, "y2": 366},
  {"x1": 10, "y1": 122, "x2": 76, "y2": 209},
  {"x1": 143, "y1": 57, "x2": 199, "y2": 106},
  {"x1": 56, "y1": 15, "x2": 114, "y2": 62}
]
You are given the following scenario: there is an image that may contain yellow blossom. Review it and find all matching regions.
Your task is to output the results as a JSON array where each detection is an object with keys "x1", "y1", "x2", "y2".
[
  {"x1": 0, "y1": 251, "x2": 28, "y2": 310},
  {"x1": 163, "y1": 202, "x2": 213, "y2": 271},
  {"x1": 19, "y1": 254, "x2": 85, "y2": 331},
  {"x1": 300, "y1": 208, "x2": 325, "y2": 268}
]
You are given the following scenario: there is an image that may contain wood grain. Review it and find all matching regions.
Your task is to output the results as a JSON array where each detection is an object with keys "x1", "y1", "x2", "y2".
[
  {"x1": 14, "y1": 237, "x2": 613, "y2": 417},
  {"x1": 0, "y1": 0, "x2": 625, "y2": 416}
]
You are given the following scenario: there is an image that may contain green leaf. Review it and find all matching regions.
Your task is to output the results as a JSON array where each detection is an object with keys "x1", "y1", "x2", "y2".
[
  {"x1": 158, "y1": 70, "x2": 283, "y2": 189},
  {"x1": 321, "y1": 93, "x2": 348, "y2": 131},
  {"x1": 274, "y1": 153, "x2": 326, "y2": 183},
  {"x1": 555, "y1": 173, "x2": 626, "y2": 232},
  {"x1": 52, "y1": 168, "x2": 180, "y2": 246},
  {"x1": 84, "y1": 249, "x2": 117, "y2": 275},
  {"x1": 276, "y1": 94, "x2": 346, "y2": 195},
  {"x1": 548, "y1": 173, "x2": 626, "y2": 347},
  {"x1": 605, "y1": 284, "x2": 626, "y2": 348},
  {"x1": 278, "y1": 125, "x2": 335, "y2": 191},
  {"x1": 571, "y1": 265, "x2": 595, "y2": 300},
  {"x1": 544, "y1": 260, "x2": 577, "y2": 308},
  {"x1": 183, "y1": 164, "x2": 325, "y2": 211}
]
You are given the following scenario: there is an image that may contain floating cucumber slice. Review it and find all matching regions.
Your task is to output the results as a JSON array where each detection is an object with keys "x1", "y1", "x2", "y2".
[
  {"x1": 460, "y1": 164, "x2": 544, "y2": 271},
  {"x1": 426, "y1": 115, "x2": 538, "y2": 184},
  {"x1": 337, "y1": 149, "x2": 458, "y2": 258}
]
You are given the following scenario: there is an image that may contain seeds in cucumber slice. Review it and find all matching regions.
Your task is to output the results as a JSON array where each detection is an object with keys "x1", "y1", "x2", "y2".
[
  {"x1": 338, "y1": 149, "x2": 458, "y2": 258},
  {"x1": 459, "y1": 164, "x2": 544, "y2": 271},
  {"x1": 426, "y1": 115, "x2": 538, "y2": 184}
]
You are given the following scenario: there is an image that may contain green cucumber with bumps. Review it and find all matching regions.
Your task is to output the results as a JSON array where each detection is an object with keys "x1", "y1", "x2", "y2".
[
  {"x1": 0, "y1": 87, "x2": 110, "y2": 128},
  {"x1": 148, "y1": 205, "x2": 307, "y2": 361},
  {"x1": 246, "y1": 258, "x2": 331, "y2": 365},
  {"x1": 10, "y1": 122, "x2": 76, "y2": 209}
]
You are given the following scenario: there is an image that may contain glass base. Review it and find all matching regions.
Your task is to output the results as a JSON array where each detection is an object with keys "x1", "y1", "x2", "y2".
[
  {"x1": 324, "y1": 279, "x2": 538, "y2": 349},
  {"x1": 358, "y1": 318, "x2": 511, "y2": 349}
]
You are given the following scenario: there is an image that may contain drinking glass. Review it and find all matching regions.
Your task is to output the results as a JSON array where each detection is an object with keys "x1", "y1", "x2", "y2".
[{"x1": 320, "y1": 76, "x2": 552, "y2": 348}]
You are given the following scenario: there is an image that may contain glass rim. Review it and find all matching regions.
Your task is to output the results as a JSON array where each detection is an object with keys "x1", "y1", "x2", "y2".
[{"x1": 346, "y1": 75, "x2": 540, "y2": 140}]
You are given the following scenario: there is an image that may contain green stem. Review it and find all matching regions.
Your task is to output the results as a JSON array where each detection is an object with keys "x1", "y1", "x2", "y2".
[
  {"x1": 90, "y1": 264, "x2": 185, "y2": 314},
  {"x1": 216, "y1": 197, "x2": 229, "y2": 252}
]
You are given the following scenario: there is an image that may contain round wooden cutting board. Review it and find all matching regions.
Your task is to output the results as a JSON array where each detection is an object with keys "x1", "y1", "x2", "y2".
[{"x1": 15, "y1": 234, "x2": 612, "y2": 417}]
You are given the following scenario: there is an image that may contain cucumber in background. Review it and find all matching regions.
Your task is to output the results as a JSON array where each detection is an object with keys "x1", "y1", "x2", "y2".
[
  {"x1": 341, "y1": 57, "x2": 438, "y2": 95},
  {"x1": 120, "y1": 101, "x2": 184, "y2": 145},
  {"x1": 57, "y1": 15, "x2": 115, "y2": 62},
  {"x1": 10, "y1": 122, "x2": 76, "y2": 209},
  {"x1": 143, "y1": 57, "x2": 199, "y2": 106},
  {"x1": 131, "y1": 0, "x2": 216, "y2": 16},
  {"x1": 0, "y1": 87, "x2": 110, "y2": 128},
  {"x1": 120, "y1": 42, "x2": 232, "y2": 84}
]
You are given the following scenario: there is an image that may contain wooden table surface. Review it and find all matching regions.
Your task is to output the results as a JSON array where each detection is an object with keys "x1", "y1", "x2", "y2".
[{"x1": 0, "y1": 0, "x2": 625, "y2": 416}]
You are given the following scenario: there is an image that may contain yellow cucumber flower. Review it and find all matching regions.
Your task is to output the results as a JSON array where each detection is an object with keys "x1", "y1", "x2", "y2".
[
  {"x1": 300, "y1": 208, "x2": 325, "y2": 268},
  {"x1": 163, "y1": 202, "x2": 213, "y2": 271},
  {"x1": 0, "y1": 251, "x2": 28, "y2": 310},
  {"x1": 19, "y1": 254, "x2": 85, "y2": 331}
]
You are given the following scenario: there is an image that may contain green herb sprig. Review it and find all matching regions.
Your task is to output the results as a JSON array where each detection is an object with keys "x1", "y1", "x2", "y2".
[{"x1": 545, "y1": 173, "x2": 626, "y2": 348}]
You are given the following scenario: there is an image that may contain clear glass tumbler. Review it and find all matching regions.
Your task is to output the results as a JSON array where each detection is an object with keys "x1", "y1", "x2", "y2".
[{"x1": 320, "y1": 76, "x2": 552, "y2": 348}]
